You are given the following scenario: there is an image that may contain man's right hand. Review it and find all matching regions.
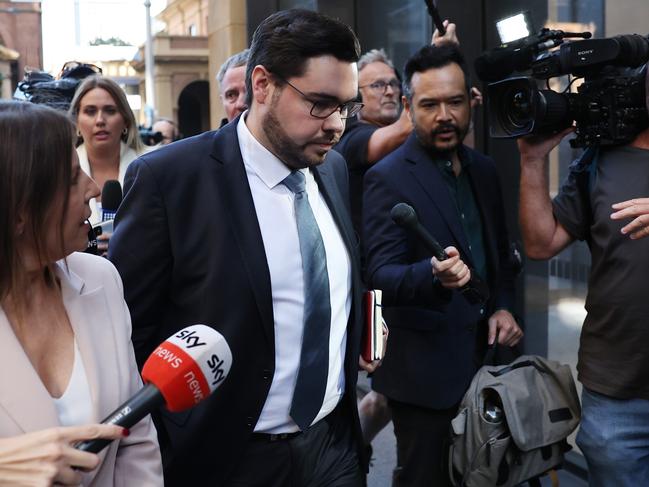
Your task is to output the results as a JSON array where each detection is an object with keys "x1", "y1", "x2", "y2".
[
  {"x1": 431, "y1": 246, "x2": 471, "y2": 289},
  {"x1": 432, "y1": 20, "x2": 459, "y2": 46}
]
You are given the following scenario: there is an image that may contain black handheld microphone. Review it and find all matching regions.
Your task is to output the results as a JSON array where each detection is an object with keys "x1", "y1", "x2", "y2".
[
  {"x1": 84, "y1": 219, "x2": 99, "y2": 255},
  {"x1": 424, "y1": 0, "x2": 446, "y2": 36},
  {"x1": 85, "y1": 181, "x2": 122, "y2": 253},
  {"x1": 76, "y1": 325, "x2": 232, "y2": 453},
  {"x1": 390, "y1": 202, "x2": 489, "y2": 305},
  {"x1": 100, "y1": 180, "x2": 122, "y2": 223}
]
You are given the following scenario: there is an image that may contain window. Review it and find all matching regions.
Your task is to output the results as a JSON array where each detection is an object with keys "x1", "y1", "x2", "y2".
[
  {"x1": 355, "y1": 0, "x2": 430, "y2": 76},
  {"x1": 279, "y1": 0, "x2": 316, "y2": 10}
]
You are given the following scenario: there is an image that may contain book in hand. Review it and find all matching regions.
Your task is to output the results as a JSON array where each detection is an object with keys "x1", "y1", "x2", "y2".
[{"x1": 363, "y1": 289, "x2": 386, "y2": 362}]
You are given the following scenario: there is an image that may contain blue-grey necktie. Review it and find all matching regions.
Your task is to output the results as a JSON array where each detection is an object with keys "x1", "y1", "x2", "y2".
[{"x1": 282, "y1": 170, "x2": 331, "y2": 431}]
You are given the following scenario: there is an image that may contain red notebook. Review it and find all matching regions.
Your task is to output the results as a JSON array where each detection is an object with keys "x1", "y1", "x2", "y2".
[{"x1": 362, "y1": 289, "x2": 386, "y2": 362}]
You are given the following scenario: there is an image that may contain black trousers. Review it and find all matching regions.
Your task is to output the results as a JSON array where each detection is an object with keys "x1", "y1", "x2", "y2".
[
  {"x1": 227, "y1": 401, "x2": 365, "y2": 487},
  {"x1": 389, "y1": 398, "x2": 458, "y2": 487}
]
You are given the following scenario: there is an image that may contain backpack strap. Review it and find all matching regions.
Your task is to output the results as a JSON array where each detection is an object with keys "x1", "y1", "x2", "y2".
[
  {"x1": 483, "y1": 331, "x2": 522, "y2": 367},
  {"x1": 487, "y1": 359, "x2": 548, "y2": 378},
  {"x1": 483, "y1": 335, "x2": 498, "y2": 366}
]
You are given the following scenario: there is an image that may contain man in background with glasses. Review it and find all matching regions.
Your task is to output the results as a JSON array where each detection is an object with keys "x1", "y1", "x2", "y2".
[
  {"x1": 152, "y1": 118, "x2": 178, "y2": 145},
  {"x1": 110, "y1": 8, "x2": 382, "y2": 487},
  {"x1": 334, "y1": 49, "x2": 412, "y2": 235}
]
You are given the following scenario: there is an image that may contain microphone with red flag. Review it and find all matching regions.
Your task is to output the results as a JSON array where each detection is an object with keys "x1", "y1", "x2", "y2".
[{"x1": 76, "y1": 324, "x2": 232, "y2": 453}]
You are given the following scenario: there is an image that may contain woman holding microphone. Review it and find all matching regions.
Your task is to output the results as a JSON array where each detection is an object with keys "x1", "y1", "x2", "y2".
[
  {"x1": 0, "y1": 101, "x2": 162, "y2": 486},
  {"x1": 68, "y1": 76, "x2": 145, "y2": 255}
]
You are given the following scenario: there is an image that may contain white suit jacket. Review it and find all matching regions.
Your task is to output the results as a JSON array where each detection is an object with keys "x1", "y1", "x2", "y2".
[{"x1": 0, "y1": 252, "x2": 163, "y2": 486}]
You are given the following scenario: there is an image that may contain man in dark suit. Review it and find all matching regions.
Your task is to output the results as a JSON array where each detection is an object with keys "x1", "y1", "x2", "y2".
[
  {"x1": 109, "y1": 9, "x2": 381, "y2": 486},
  {"x1": 362, "y1": 44, "x2": 523, "y2": 487}
]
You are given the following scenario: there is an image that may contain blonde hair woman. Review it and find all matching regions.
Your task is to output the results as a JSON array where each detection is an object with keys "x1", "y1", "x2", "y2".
[{"x1": 69, "y1": 76, "x2": 146, "y2": 254}]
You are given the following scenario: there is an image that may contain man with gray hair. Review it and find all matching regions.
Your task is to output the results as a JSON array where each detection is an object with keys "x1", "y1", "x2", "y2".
[
  {"x1": 217, "y1": 48, "x2": 249, "y2": 127},
  {"x1": 152, "y1": 118, "x2": 178, "y2": 145},
  {"x1": 333, "y1": 47, "x2": 412, "y2": 233}
]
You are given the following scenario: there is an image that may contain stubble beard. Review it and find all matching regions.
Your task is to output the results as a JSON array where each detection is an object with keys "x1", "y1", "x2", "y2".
[
  {"x1": 261, "y1": 92, "x2": 339, "y2": 169},
  {"x1": 414, "y1": 120, "x2": 470, "y2": 156}
]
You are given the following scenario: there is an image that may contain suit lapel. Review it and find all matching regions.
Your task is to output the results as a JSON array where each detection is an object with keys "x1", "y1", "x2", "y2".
[
  {"x1": 404, "y1": 136, "x2": 473, "y2": 262},
  {"x1": 59, "y1": 264, "x2": 120, "y2": 423},
  {"x1": 313, "y1": 164, "x2": 357, "y2": 258},
  {"x1": 210, "y1": 122, "x2": 275, "y2": 347},
  {"x1": 313, "y1": 161, "x2": 363, "y2": 377},
  {"x1": 0, "y1": 309, "x2": 59, "y2": 432},
  {"x1": 0, "y1": 263, "x2": 119, "y2": 432}
]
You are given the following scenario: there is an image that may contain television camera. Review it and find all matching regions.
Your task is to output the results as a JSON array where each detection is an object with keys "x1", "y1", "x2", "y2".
[
  {"x1": 475, "y1": 19, "x2": 649, "y2": 148},
  {"x1": 14, "y1": 62, "x2": 102, "y2": 111}
]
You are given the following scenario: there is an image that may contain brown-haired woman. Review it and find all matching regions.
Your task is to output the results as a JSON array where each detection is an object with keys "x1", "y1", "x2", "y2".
[
  {"x1": 0, "y1": 101, "x2": 162, "y2": 486},
  {"x1": 68, "y1": 76, "x2": 145, "y2": 254}
]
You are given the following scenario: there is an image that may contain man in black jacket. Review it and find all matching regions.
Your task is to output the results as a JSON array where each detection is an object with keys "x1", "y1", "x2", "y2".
[
  {"x1": 110, "y1": 9, "x2": 380, "y2": 486},
  {"x1": 363, "y1": 44, "x2": 522, "y2": 487}
]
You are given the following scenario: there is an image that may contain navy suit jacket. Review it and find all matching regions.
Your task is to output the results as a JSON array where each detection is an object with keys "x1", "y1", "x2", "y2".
[
  {"x1": 109, "y1": 119, "x2": 365, "y2": 486},
  {"x1": 363, "y1": 133, "x2": 515, "y2": 409}
]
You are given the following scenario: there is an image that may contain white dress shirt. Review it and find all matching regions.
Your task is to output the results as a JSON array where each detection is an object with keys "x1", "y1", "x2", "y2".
[{"x1": 237, "y1": 114, "x2": 352, "y2": 433}]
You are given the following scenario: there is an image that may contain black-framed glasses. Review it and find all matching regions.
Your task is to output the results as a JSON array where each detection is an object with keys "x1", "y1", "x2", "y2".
[
  {"x1": 359, "y1": 79, "x2": 401, "y2": 93},
  {"x1": 278, "y1": 76, "x2": 363, "y2": 120}
]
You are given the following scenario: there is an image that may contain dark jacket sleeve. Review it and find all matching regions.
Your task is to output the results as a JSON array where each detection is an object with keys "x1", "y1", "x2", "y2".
[
  {"x1": 108, "y1": 156, "x2": 173, "y2": 366},
  {"x1": 362, "y1": 160, "x2": 452, "y2": 308}
]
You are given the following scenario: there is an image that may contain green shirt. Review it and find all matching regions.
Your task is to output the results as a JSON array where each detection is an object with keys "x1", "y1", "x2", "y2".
[{"x1": 434, "y1": 155, "x2": 488, "y2": 282}]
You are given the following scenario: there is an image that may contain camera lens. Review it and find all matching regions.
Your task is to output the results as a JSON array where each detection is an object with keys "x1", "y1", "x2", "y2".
[
  {"x1": 487, "y1": 77, "x2": 543, "y2": 138},
  {"x1": 504, "y1": 88, "x2": 533, "y2": 129}
]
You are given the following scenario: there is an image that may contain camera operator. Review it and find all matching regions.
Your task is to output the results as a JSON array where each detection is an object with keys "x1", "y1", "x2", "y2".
[
  {"x1": 152, "y1": 118, "x2": 179, "y2": 146},
  {"x1": 518, "y1": 84, "x2": 649, "y2": 485}
]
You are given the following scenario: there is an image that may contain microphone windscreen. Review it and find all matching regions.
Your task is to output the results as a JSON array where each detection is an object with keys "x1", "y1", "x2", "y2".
[
  {"x1": 141, "y1": 325, "x2": 233, "y2": 412},
  {"x1": 101, "y1": 180, "x2": 123, "y2": 212},
  {"x1": 390, "y1": 202, "x2": 418, "y2": 229}
]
